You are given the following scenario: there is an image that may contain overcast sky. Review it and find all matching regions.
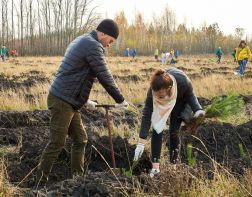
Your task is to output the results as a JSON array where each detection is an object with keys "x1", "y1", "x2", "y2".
[{"x1": 97, "y1": 0, "x2": 252, "y2": 37}]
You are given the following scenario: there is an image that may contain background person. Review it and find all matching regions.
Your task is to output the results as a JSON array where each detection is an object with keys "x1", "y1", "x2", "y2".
[
  {"x1": 235, "y1": 40, "x2": 251, "y2": 76},
  {"x1": 131, "y1": 48, "x2": 137, "y2": 59},
  {"x1": 215, "y1": 47, "x2": 223, "y2": 64},
  {"x1": 1, "y1": 45, "x2": 7, "y2": 61}
]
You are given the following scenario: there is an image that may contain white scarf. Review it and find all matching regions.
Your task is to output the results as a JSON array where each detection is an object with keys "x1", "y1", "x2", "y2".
[{"x1": 151, "y1": 75, "x2": 177, "y2": 134}]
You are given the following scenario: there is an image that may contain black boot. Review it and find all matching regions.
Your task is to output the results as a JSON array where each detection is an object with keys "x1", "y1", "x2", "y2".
[{"x1": 170, "y1": 148, "x2": 179, "y2": 164}]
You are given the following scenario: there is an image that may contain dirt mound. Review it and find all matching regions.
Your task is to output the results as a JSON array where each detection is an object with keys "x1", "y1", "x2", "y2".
[
  {"x1": 0, "y1": 110, "x2": 50, "y2": 128},
  {"x1": 0, "y1": 108, "x2": 139, "y2": 130},
  {"x1": 0, "y1": 128, "x2": 22, "y2": 145},
  {"x1": 200, "y1": 67, "x2": 212, "y2": 72},
  {"x1": 4, "y1": 126, "x2": 50, "y2": 185},
  {"x1": 200, "y1": 70, "x2": 232, "y2": 76},
  {"x1": 187, "y1": 73, "x2": 202, "y2": 79},
  {"x1": 5, "y1": 117, "x2": 252, "y2": 189},
  {"x1": 180, "y1": 120, "x2": 252, "y2": 174},
  {"x1": 176, "y1": 66, "x2": 195, "y2": 72},
  {"x1": 219, "y1": 66, "x2": 230, "y2": 71},
  {"x1": 244, "y1": 73, "x2": 252, "y2": 78},
  {"x1": 4, "y1": 125, "x2": 147, "y2": 188},
  {"x1": 140, "y1": 68, "x2": 155, "y2": 73},
  {"x1": 24, "y1": 163, "x2": 198, "y2": 196},
  {"x1": 119, "y1": 69, "x2": 131, "y2": 74},
  {"x1": 1, "y1": 108, "x2": 141, "y2": 188},
  {"x1": 1, "y1": 95, "x2": 252, "y2": 195},
  {"x1": 113, "y1": 74, "x2": 142, "y2": 82},
  {"x1": 0, "y1": 72, "x2": 50, "y2": 90},
  {"x1": 23, "y1": 160, "x2": 195, "y2": 196},
  {"x1": 25, "y1": 172, "x2": 149, "y2": 197}
]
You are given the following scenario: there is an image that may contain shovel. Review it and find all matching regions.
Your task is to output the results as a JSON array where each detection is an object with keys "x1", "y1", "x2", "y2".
[{"x1": 96, "y1": 104, "x2": 117, "y2": 168}]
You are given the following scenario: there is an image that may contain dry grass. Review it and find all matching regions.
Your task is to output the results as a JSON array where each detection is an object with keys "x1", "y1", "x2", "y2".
[
  {"x1": 183, "y1": 170, "x2": 252, "y2": 196},
  {"x1": 0, "y1": 84, "x2": 49, "y2": 111},
  {"x1": 0, "y1": 55, "x2": 252, "y2": 110},
  {"x1": 0, "y1": 57, "x2": 59, "y2": 78},
  {"x1": 0, "y1": 167, "x2": 13, "y2": 197},
  {"x1": 132, "y1": 162, "x2": 252, "y2": 196},
  {"x1": 0, "y1": 147, "x2": 18, "y2": 197},
  {"x1": 194, "y1": 74, "x2": 252, "y2": 98}
]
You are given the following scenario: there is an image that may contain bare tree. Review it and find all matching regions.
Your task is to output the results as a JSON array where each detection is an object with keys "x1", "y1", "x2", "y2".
[
  {"x1": 20, "y1": 0, "x2": 24, "y2": 55},
  {"x1": 1, "y1": 0, "x2": 8, "y2": 44},
  {"x1": 11, "y1": 0, "x2": 15, "y2": 49}
]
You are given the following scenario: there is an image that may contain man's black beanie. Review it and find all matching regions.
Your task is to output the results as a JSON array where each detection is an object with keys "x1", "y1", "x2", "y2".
[{"x1": 96, "y1": 19, "x2": 119, "y2": 39}]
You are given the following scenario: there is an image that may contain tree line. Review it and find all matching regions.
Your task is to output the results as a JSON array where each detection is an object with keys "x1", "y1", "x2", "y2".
[
  {"x1": 0, "y1": 1, "x2": 250, "y2": 56},
  {"x1": 113, "y1": 9, "x2": 250, "y2": 56},
  {"x1": 0, "y1": 0, "x2": 98, "y2": 56}
]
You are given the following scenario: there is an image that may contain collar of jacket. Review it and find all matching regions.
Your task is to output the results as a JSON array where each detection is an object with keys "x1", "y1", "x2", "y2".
[
  {"x1": 90, "y1": 30, "x2": 105, "y2": 52},
  {"x1": 90, "y1": 30, "x2": 99, "y2": 42}
]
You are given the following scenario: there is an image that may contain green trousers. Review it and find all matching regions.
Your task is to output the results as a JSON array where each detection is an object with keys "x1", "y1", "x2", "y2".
[{"x1": 36, "y1": 93, "x2": 87, "y2": 183}]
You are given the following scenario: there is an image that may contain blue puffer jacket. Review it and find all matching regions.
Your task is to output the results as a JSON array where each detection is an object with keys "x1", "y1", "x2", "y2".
[{"x1": 49, "y1": 30, "x2": 124, "y2": 109}]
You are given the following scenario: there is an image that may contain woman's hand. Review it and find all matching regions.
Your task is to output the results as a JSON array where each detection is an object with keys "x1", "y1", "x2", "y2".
[
  {"x1": 133, "y1": 138, "x2": 146, "y2": 161},
  {"x1": 194, "y1": 110, "x2": 205, "y2": 118}
]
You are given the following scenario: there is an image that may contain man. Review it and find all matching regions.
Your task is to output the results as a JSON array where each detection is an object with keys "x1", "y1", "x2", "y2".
[
  {"x1": 36, "y1": 19, "x2": 128, "y2": 186},
  {"x1": 124, "y1": 47, "x2": 130, "y2": 57},
  {"x1": 131, "y1": 48, "x2": 137, "y2": 59},
  {"x1": 1, "y1": 45, "x2": 7, "y2": 61},
  {"x1": 215, "y1": 47, "x2": 223, "y2": 64}
]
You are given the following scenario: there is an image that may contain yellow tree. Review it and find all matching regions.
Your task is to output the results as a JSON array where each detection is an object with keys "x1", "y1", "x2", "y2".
[{"x1": 114, "y1": 11, "x2": 128, "y2": 55}]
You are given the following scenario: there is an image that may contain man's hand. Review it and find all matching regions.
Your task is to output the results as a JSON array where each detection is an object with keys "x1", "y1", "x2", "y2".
[
  {"x1": 133, "y1": 138, "x2": 146, "y2": 161},
  {"x1": 85, "y1": 100, "x2": 97, "y2": 110},
  {"x1": 194, "y1": 110, "x2": 205, "y2": 118},
  {"x1": 115, "y1": 100, "x2": 129, "y2": 109}
]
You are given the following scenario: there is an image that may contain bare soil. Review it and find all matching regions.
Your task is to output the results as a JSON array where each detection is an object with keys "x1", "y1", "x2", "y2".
[{"x1": 1, "y1": 95, "x2": 252, "y2": 196}]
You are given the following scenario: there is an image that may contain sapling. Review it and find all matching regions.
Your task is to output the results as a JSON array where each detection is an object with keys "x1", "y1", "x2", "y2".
[
  {"x1": 238, "y1": 143, "x2": 246, "y2": 158},
  {"x1": 121, "y1": 160, "x2": 139, "y2": 177},
  {"x1": 186, "y1": 143, "x2": 196, "y2": 167},
  {"x1": 205, "y1": 92, "x2": 244, "y2": 120},
  {"x1": 184, "y1": 93, "x2": 244, "y2": 134}
]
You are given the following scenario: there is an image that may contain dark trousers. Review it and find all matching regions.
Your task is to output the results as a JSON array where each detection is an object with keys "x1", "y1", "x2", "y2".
[
  {"x1": 151, "y1": 102, "x2": 186, "y2": 164},
  {"x1": 217, "y1": 55, "x2": 221, "y2": 63},
  {"x1": 36, "y1": 93, "x2": 88, "y2": 183}
]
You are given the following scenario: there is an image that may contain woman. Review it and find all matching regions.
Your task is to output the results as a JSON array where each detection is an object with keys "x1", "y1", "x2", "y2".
[
  {"x1": 133, "y1": 68, "x2": 205, "y2": 177},
  {"x1": 235, "y1": 40, "x2": 251, "y2": 76}
]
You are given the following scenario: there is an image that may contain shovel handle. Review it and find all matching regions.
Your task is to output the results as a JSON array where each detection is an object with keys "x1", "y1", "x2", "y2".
[{"x1": 96, "y1": 104, "x2": 116, "y2": 108}]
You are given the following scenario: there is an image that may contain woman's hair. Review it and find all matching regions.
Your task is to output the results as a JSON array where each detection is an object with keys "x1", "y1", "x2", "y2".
[
  {"x1": 150, "y1": 69, "x2": 173, "y2": 91},
  {"x1": 238, "y1": 40, "x2": 246, "y2": 48}
]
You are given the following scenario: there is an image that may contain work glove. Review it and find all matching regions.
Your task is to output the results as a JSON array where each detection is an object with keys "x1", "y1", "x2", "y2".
[
  {"x1": 194, "y1": 110, "x2": 206, "y2": 118},
  {"x1": 115, "y1": 100, "x2": 129, "y2": 109},
  {"x1": 85, "y1": 100, "x2": 97, "y2": 110},
  {"x1": 133, "y1": 139, "x2": 146, "y2": 161}
]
